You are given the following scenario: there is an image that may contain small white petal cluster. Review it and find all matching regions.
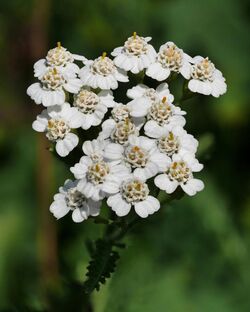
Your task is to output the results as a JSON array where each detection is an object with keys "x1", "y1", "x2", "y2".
[{"x1": 28, "y1": 34, "x2": 227, "y2": 223}]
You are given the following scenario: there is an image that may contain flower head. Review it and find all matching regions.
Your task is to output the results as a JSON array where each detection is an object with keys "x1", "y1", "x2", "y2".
[
  {"x1": 154, "y1": 153, "x2": 204, "y2": 196},
  {"x1": 144, "y1": 123, "x2": 198, "y2": 157},
  {"x1": 146, "y1": 41, "x2": 192, "y2": 81},
  {"x1": 73, "y1": 88, "x2": 116, "y2": 129},
  {"x1": 143, "y1": 96, "x2": 186, "y2": 131},
  {"x1": 50, "y1": 179, "x2": 100, "y2": 222},
  {"x1": 107, "y1": 173, "x2": 160, "y2": 218},
  {"x1": 32, "y1": 103, "x2": 82, "y2": 156},
  {"x1": 70, "y1": 144, "x2": 130, "y2": 201},
  {"x1": 99, "y1": 115, "x2": 144, "y2": 145},
  {"x1": 188, "y1": 56, "x2": 227, "y2": 97},
  {"x1": 33, "y1": 42, "x2": 86, "y2": 79},
  {"x1": 79, "y1": 52, "x2": 128, "y2": 90},
  {"x1": 27, "y1": 66, "x2": 82, "y2": 107},
  {"x1": 112, "y1": 32, "x2": 157, "y2": 74}
]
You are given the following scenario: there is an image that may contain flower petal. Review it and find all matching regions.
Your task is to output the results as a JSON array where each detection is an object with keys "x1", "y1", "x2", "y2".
[
  {"x1": 134, "y1": 196, "x2": 160, "y2": 218},
  {"x1": 50, "y1": 200, "x2": 70, "y2": 219},
  {"x1": 72, "y1": 208, "x2": 85, "y2": 223},
  {"x1": 154, "y1": 174, "x2": 178, "y2": 193},
  {"x1": 104, "y1": 143, "x2": 124, "y2": 161},
  {"x1": 181, "y1": 178, "x2": 204, "y2": 196},
  {"x1": 107, "y1": 193, "x2": 131, "y2": 217}
]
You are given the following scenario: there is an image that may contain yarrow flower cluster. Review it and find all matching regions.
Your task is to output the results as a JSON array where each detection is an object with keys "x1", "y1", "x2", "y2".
[{"x1": 28, "y1": 34, "x2": 227, "y2": 223}]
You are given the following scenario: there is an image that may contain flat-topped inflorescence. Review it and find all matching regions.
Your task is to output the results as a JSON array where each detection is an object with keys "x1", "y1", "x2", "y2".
[{"x1": 28, "y1": 35, "x2": 227, "y2": 222}]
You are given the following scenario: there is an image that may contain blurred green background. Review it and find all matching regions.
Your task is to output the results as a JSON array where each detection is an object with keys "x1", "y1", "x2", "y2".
[{"x1": 0, "y1": 0, "x2": 250, "y2": 311}]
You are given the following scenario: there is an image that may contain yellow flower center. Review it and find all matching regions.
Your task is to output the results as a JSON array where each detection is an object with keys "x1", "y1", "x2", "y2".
[
  {"x1": 87, "y1": 161, "x2": 110, "y2": 185},
  {"x1": 167, "y1": 161, "x2": 191, "y2": 183},
  {"x1": 46, "y1": 119, "x2": 70, "y2": 141},
  {"x1": 74, "y1": 90, "x2": 99, "y2": 114},
  {"x1": 121, "y1": 179, "x2": 149, "y2": 203}
]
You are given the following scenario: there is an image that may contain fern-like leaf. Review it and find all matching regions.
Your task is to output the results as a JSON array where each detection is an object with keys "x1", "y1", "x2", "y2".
[{"x1": 83, "y1": 239, "x2": 120, "y2": 294}]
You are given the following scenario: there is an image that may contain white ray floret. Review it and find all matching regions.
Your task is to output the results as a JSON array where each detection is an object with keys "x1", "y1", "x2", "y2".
[
  {"x1": 50, "y1": 179, "x2": 101, "y2": 223},
  {"x1": 112, "y1": 32, "x2": 157, "y2": 74},
  {"x1": 104, "y1": 135, "x2": 169, "y2": 180},
  {"x1": 144, "y1": 123, "x2": 198, "y2": 157},
  {"x1": 188, "y1": 56, "x2": 227, "y2": 97},
  {"x1": 82, "y1": 138, "x2": 108, "y2": 162},
  {"x1": 70, "y1": 155, "x2": 130, "y2": 201},
  {"x1": 32, "y1": 103, "x2": 82, "y2": 157},
  {"x1": 27, "y1": 66, "x2": 82, "y2": 107},
  {"x1": 79, "y1": 52, "x2": 128, "y2": 90},
  {"x1": 107, "y1": 173, "x2": 160, "y2": 218},
  {"x1": 146, "y1": 41, "x2": 192, "y2": 81},
  {"x1": 73, "y1": 88, "x2": 116, "y2": 130},
  {"x1": 127, "y1": 83, "x2": 174, "y2": 118},
  {"x1": 154, "y1": 153, "x2": 204, "y2": 196}
]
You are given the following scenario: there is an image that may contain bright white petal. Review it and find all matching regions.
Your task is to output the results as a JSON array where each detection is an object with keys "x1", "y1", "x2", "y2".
[
  {"x1": 134, "y1": 196, "x2": 160, "y2": 218},
  {"x1": 104, "y1": 143, "x2": 124, "y2": 161},
  {"x1": 70, "y1": 156, "x2": 91, "y2": 178},
  {"x1": 50, "y1": 200, "x2": 70, "y2": 219},
  {"x1": 181, "y1": 178, "x2": 204, "y2": 196},
  {"x1": 64, "y1": 78, "x2": 82, "y2": 94},
  {"x1": 134, "y1": 162, "x2": 158, "y2": 180},
  {"x1": 107, "y1": 193, "x2": 131, "y2": 217},
  {"x1": 150, "y1": 152, "x2": 171, "y2": 171},
  {"x1": 144, "y1": 120, "x2": 164, "y2": 138},
  {"x1": 126, "y1": 84, "x2": 148, "y2": 99},
  {"x1": 72, "y1": 208, "x2": 85, "y2": 223},
  {"x1": 128, "y1": 98, "x2": 150, "y2": 118},
  {"x1": 146, "y1": 62, "x2": 170, "y2": 81},
  {"x1": 55, "y1": 133, "x2": 78, "y2": 157},
  {"x1": 154, "y1": 174, "x2": 178, "y2": 193}
]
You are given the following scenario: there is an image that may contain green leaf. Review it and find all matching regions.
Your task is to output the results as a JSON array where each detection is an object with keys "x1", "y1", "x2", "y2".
[{"x1": 83, "y1": 239, "x2": 120, "y2": 294}]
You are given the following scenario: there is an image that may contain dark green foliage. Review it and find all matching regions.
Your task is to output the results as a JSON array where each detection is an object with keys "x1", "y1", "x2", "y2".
[{"x1": 83, "y1": 239, "x2": 120, "y2": 294}]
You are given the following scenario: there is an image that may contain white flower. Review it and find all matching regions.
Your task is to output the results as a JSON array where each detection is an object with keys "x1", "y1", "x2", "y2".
[
  {"x1": 144, "y1": 122, "x2": 198, "y2": 157},
  {"x1": 27, "y1": 66, "x2": 82, "y2": 107},
  {"x1": 70, "y1": 156, "x2": 130, "y2": 201},
  {"x1": 73, "y1": 88, "x2": 116, "y2": 129},
  {"x1": 146, "y1": 41, "x2": 192, "y2": 81},
  {"x1": 107, "y1": 173, "x2": 160, "y2": 218},
  {"x1": 154, "y1": 153, "x2": 204, "y2": 196},
  {"x1": 49, "y1": 179, "x2": 100, "y2": 223},
  {"x1": 142, "y1": 96, "x2": 186, "y2": 131},
  {"x1": 79, "y1": 52, "x2": 128, "y2": 90},
  {"x1": 33, "y1": 42, "x2": 86, "y2": 79},
  {"x1": 32, "y1": 103, "x2": 82, "y2": 157},
  {"x1": 112, "y1": 32, "x2": 157, "y2": 74},
  {"x1": 82, "y1": 138, "x2": 107, "y2": 162},
  {"x1": 99, "y1": 115, "x2": 144, "y2": 145},
  {"x1": 188, "y1": 56, "x2": 227, "y2": 97},
  {"x1": 127, "y1": 83, "x2": 174, "y2": 118},
  {"x1": 104, "y1": 135, "x2": 169, "y2": 180}
]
